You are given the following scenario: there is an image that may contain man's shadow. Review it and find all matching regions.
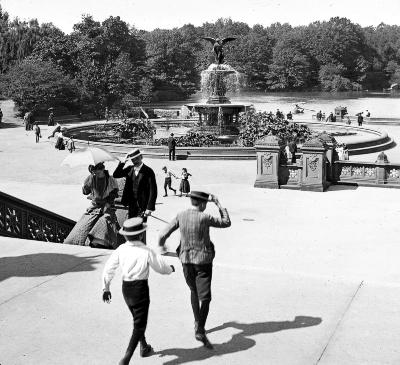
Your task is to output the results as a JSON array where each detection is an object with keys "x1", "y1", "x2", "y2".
[
  {"x1": 157, "y1": 316, "x2": 322, "y2": 365},
  {"x1": 0, "y1": 253, "x2": 103, "y2": 282}
]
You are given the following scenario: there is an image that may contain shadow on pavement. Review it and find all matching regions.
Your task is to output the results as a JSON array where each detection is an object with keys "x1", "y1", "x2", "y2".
[
  {"x1": 0, "y1": 121, "x2": 21, "y2": 129},
  {"x1": 157, "y1": 316, "x2": 322, "y2": 364},
  {"x1": 0, "y1": 252, "x2": 104, "y2": 282},
  {"x1": 327, "y1": 184, "x2": 358, "y2": 191}
]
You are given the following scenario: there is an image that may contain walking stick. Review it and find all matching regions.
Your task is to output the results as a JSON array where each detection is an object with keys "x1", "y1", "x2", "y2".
[
  {"x1": 148, "y1": 215, "x2": 178, "y2": 257},
  {"x1": 149, "y1": 214, "x2": 169, "y2": 224}
]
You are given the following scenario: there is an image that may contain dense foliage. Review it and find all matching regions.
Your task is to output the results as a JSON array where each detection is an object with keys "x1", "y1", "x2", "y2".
[
  {"x1": 111, "y1": 119, "x2": 155, "y2": 141},
  {"x1": 238, "y1": 110, "x2": 313, "y2": 146},
  {"x1": 1, "y1": 5, "x2": 400, "y2": 112},
  {"x1": 155, "y1": 131, "x2": 220, "y2": 147}
]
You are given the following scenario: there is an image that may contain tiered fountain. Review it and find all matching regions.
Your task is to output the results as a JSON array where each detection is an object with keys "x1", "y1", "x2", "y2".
[{"x1": 185, "y1": 37, "x2": 252, "y2": 143}]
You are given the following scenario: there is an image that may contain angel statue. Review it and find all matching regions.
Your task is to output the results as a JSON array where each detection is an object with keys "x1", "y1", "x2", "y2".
[{"x1": 202, "y1": 36, "x2": 237, "y2": 64}]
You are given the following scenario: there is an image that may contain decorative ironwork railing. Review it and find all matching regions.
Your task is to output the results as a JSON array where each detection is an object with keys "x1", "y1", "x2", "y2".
[{"x1": 0, "y1": 191, "x2": 76, "y2": 243}]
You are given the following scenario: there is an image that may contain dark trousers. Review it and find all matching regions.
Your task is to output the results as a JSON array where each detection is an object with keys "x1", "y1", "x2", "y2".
[
  {"x1": 182, "y1": 263, "x2": 212, "y2": 333},
  {"x1": 164, "y1": 177, "x2": 176, "y2": 195},
  {"x1": 169, "y1": 148, "x2": 175, "y2": 161},
  {"x1": 120, "y1": 280, "x2": 150, "y2": 363}
]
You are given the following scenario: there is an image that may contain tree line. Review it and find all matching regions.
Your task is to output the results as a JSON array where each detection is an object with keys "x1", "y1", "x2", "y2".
[{"x1": 1, "y1": 6, "x2": 400, "y2": 114}]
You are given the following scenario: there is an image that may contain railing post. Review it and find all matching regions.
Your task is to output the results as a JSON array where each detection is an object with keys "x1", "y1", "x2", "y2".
[
  {"x1": 254, "y1": 135, "x2": 285, "y2": 189},
  {"x1": 300, "y1": 138, "x2": 329, "y2": 192},
  {"x1": 375, "y1": 152, "x2": 389, "y2": 185}
]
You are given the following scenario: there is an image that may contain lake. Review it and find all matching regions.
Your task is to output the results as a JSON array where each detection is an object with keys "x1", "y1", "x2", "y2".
[{"x1": 151, "y1": 91, "x2": 400, "y2": 120}]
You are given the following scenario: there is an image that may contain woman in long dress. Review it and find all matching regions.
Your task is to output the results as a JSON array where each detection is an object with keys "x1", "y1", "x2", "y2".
[
  {"x1": 64, "y1": 162, "x2": 121, "y2": 248},
  {"x1": 179, "y1": 168, "x2": 192, "y2": 197}
]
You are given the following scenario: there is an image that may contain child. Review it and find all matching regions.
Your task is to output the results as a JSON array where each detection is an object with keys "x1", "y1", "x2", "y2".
[
  {"x1": 179, "y1": 168, "x2": 192, "y2": 197},
  {"x1": 102, "y1": 217, "x2": 175, "y2": 365},
  {"x1": 66, "y1": 137, "x2": 76, "y2": 153},
  {"x1": 162, "y1": 166, "x2": 177, "y2": 197},
  {"x1": 34, "y1": 122, "x2": 41, "y2": 143}
]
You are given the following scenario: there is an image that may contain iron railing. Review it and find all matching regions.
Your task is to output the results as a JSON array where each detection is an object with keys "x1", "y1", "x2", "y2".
[{"x1": 0, "y1": 191, "x2": 76, "y2": 243}]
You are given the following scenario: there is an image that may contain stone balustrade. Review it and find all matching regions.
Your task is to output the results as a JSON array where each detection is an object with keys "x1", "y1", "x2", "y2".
[{"x1": 254, "y1": 135, "x2": 400, "y2": 191}]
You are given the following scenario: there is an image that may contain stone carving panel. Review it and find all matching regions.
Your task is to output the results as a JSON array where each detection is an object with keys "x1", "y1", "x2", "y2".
[
  {"x1": 261, "y1": 153, "x2": 274, "y2": 175},
  {"x1": 340, "y1": 166, "x2": 352, "y2": 177},
  {"x1": 308, "y1": 155, "x2": 319, "y2": 172},
  {"x1": 352, "y1": 167, "x2": 363, "y2": 176},
  {"x1": 289, "y1": 169, "x2": 298, "y2": 179},
  {"x1": 364, "y1": 167, "x2": 376, "y2": 177},
  {"x1": 389, "y1": 169, "x2": 400, "y2": 179},
  {"x1": 305, "y1": 154, "x2": 320, "y2": 179}
]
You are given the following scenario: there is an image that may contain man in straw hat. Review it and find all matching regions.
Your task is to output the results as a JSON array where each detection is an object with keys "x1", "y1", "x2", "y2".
[
  {"x1": 113, "y1": 148, "x2": 157, "y2": 222},
  {"x1": 102, "y1": 217, "x2": 175, "y2": 365},
  {"x1": 158, "y1": 191, "x2": 231, "y2": 349}
]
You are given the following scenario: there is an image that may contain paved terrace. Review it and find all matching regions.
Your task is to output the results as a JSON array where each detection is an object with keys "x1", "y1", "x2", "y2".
[{"x1": 1, "y1": 100, "x2": 400, "y2": 364}]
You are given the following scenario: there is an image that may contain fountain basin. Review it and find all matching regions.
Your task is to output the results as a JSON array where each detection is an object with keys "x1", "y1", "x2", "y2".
[{"x1": 64, "y1": 121, "x2": 393, "y2": 160}]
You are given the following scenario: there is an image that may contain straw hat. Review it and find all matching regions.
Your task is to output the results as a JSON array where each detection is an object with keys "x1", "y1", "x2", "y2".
[
  {"x1": 188, "y1": 191, "x2": 210, "y2": 201},
  {"x1": 125, "y1": 148, "x2": 142, "y2": 161},
  {"x1": 119, "y1": 217, "x2": 147, "y2": 236}
]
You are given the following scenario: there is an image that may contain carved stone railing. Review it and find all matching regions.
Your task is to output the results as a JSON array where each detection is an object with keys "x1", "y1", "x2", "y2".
[
  {"x1": 0, "y1": 191, "x2": 76, "y2": 243},
  {"x1": 279, "y1": 163, "x2": 303, "y2": 189},
  {"x1": 333, "y1": 160, "x2": 400, "y2": 188}
]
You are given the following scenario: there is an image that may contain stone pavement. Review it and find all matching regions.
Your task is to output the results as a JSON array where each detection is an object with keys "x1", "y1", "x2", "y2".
[{"x1": 1, "y1": 100, "x2": 400, "y2": 364}]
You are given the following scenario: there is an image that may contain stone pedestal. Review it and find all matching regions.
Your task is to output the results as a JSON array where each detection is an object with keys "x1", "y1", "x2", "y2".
[
  {"x1": 300, "y1": 138, "x2": 330, "y2": 192},
  {"x1": 254, "y1": 135, "x2": 285, "y2": 189}
]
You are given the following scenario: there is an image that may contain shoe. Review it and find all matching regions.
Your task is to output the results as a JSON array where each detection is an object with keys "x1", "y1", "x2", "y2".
[
  {"x1": 140, "y1": 344, "x2": 154, "y2": 357},
  {"x1": 195, "y1": 333, "x2": 213, "y2": 349},
  {"x1": 163, "y1": 194, "x2": 167, "y2": 197},
  {"x1": 173, "y1": 190, "x2": 176, "y2": 195}
]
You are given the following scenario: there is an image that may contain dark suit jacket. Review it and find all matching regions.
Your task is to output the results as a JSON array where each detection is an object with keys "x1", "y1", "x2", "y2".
[
  {"x1": 167, "y1": 136, "x2": 176, "y2": 149},
  {"x1": 113, "y1": 162, "x2": 157, "y2": 211}
]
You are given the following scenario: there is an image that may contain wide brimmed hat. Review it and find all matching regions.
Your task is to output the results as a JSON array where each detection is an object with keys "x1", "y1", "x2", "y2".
[
  {"x1": 125, "y1": 148, "x2": 142, "y2": 161},
  {"x1": 189, "y1": 191, "x2": 210, "y2": 201},
  {"x1": 119, "y1": 217, "x2": 147, "y2": 236}
]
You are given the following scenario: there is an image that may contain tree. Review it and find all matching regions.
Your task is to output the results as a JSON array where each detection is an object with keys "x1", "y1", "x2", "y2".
[
  {"x1": 0, "y1": 57, "x2": 78, "y2": 113},
  {"x1": 143, "y1": 27, "x2": 200, "y2": 100},
  {"x1": 267, "y1": 34, "x2": 311, "y2": 90}
]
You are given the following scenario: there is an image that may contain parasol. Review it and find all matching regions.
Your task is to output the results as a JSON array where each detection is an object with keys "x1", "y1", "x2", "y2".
[{"x1": 61, "y1": 146, "x2": 117, "y2": 167}]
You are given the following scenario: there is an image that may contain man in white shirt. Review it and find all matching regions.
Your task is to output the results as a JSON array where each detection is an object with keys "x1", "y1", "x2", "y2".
[{"x1": 102, "y1": 217, "x2": 174, "y2": 365}]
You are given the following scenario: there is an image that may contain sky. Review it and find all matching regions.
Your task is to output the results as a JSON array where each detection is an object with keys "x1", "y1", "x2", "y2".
[{"x1": 1, "y1": 0, "x2": 399, "y2": 32}]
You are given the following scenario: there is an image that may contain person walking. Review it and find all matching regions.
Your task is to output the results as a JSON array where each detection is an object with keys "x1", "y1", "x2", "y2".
[
  {"x1": 158, "y1": 192, "x2": 231, "y2": 349},
  {"x1": 113, "y1": 148, "x2": 157, "y2": 221},
  {"x1": 102, "y1": 217, "x2": 175, "y2": 365},
  {"x1": 0, "y1": 107, "x2": 3, "y2": 123},
  {"x1": 48, "y1": 110, "x2": 55, "y2": 126},
  {"x1": 167, "y1": 133, "x2": 176, "y2": 161},
  {"x1": 162, "y1": 166, "x2": 177, "y2": 197},
  {"x1": 34, "y1": 122, "x2": 41, "y2": 143}
]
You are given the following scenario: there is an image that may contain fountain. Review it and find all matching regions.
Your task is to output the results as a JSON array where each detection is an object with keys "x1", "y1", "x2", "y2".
[
  {"x1": 185, "y1": 37, "x2": 252, "y2": 143},
  {"x1": 63, "y1": 36, "x2": 393, "y2": 159}
]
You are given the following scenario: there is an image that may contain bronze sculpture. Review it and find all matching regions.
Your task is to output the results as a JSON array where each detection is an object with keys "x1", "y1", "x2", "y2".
[{"x1": 202, "y1": 37, "x2": 237, "y2": 64}]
